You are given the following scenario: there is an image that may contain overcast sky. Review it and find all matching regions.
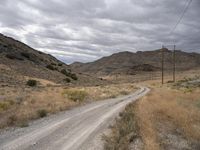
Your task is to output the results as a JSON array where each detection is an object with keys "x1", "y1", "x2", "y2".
[{"x1": 0, "y1": 0, "x2": 200, "y2": 64}]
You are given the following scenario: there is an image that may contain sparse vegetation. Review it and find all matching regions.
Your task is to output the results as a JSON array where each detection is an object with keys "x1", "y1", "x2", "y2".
[
  {"x1": 46, "y1": 64, "x2": 57, "y2": 71},
  {"x1": 26, "y1": 79, "x2": 37, "y2": 87},
  {"x1": 60, "y1": 69, "x2": 78, "y2": 80},
  {"x1": 63, "y1": 78, "x2": 71, "y2": 83},
  {"x1": 58, "y1": 63, "x2": 63, "y2": 66},
  {"x1": 133, "y1": 84, "x2": 200, "y2": 150},
  {"x1": 173, "y1": 76, "x2": 200, "y2": 89},
  {"x1": 5, "y1": 53, "x2": 24, "y2": 60},
  {"x1": 195, "y1": 99, "x2": 200, "y2": 109},
  {"x1": 60, "y1": 69, "x2": 69, "y2": 75},
  {"x1": 103, "y1": 103, "x2": 139, "y2": 150},
  {"x1": 63, "y1": 89, "x2": 88, "y2": 102},
  {"x1": 21, "y1": 52, "x2": 30, "y2": 59},
  {"x1": 0, "y1": 100, "x2": 15, "y2": 111},
  {"x1": 7, "y1": 115, "x2": 17, "y2": 126},
  {"x1": 0, "y1": 101, "x2": 10, "y2": 111},
  {"x1": 109, "y1": 94, "x2": 117, "y2": 98},
  {"x1": 51, "y1": 62, "x2": 56, "y2": 66},
  {"x1": 38, "y1": 51, "x2": 43, "y2": 54},
  {"x1": 70, "y1": 73, "x2": 78, "y2": 80},
  {"x1": 37, "y1": 109, "x2": 47, "y2": 118},
  {"x1": 120, "y1": 90, "x2": 129, "y2": 95},
  {"x1": 0, "y1": 83, "x2": 136, "y2": 128},
  {"x1": 18, "y1": 120, "x2": 29, "y2": 128}
]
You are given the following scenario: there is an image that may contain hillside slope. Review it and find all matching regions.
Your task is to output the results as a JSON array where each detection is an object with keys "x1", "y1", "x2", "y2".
[
  {"x1": 71, "y1": 49, "x2": 200, "y2": 75},
  {"x1": 0, "y1": 33, "x2": 77, "y2": 85}
]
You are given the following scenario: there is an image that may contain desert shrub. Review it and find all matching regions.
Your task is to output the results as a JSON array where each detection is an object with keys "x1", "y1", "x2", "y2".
[
  {"x1": 7, "y1": 99, "x2": 15, "y2": 105},
  {"x1": 120, "y1": 90, "x2": 129, "y2": 95},
  {"x1": 0, "y1": 100, "x2": 16, "y2": 111},
  {"x1": 184, "y1": 87, "x2": 193, "y2": 93},
  {"x1": 167, "y1": 80, "x2": 174, "y2": 83},
  {"x1": 51, "y1": 62, "x2": 56, "y2": 66},
  {"x1": 7, "y1": 115, "x2": 17, "y2": 126},
  {"x1": 37, "y1": 109, "x2": 47, "y2": 118},
  {"x1": 16, "y1": 96, "x2": 24, "y2": 104},
  {"x1": 63, "y1": 89, "x2": 88, "y2": 102},
  {"x1": 26, "y1": 80, "x2": 37, "y2": 87},
  {"x1": 38, "y1": 51, "x2": 43, "y2": 54},
  {"x1": 63, "y1": 78, "x2": 71, "y2": 83},
  {"x1": 58, "y1": 63, "x2": 63, "y2": 66},
  {"x1": 60, "y1": 69, "x2": 78, "y2": 80},
  {"x1": 103, "y1": 104, "x2": 139, "y2": 150},
  {"x1": 46, "y1": 64, "x2": 56, "y2": 70},
  {"x1": 5, "y1": 54, "x2": 24, "y2": 60},
  {"x1": 70, "y1": 73, "x2": 78, "y2": 80},
  {"x1": 21, "y1": 52, "x2": 30, "y2": 59},
  {"x1": 0, "y1": 101, "x2": 10, "y2": 111},
  {"x1": 109, "y1": 95, "x2": 117, "y2": 98},
  {"x1": 60, "y1": 69, "x2": 69, "y2": 75},
  {"x1": 18, "y1": 120, "x2": 29, "y2": 127},
  {"x1": 195, "y1": 99, "x2": 200, "y2": 109}
]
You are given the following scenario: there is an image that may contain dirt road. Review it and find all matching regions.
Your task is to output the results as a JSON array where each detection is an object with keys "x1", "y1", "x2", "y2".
[{"x1": 0, "y1": 87, "x2": 149, "y2": 150}]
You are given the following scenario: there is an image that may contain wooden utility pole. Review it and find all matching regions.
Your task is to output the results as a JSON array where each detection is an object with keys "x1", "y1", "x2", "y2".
[
  {"x1": 162, "y1": 45, "x2": 164, "y2": 84},
  {"x1": 173, "y1": 45, "x2": 176, "y2": 82}
]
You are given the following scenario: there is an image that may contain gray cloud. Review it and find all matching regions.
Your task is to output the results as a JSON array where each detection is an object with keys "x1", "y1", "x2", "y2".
[{"x1": 0, "y1": 0, "x2": 200, "y2": 64}]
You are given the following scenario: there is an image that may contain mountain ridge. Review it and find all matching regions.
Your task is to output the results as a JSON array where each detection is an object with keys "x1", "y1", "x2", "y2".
[{"x1": 70, "y1": 49, "x2": 200, "y2": 75}]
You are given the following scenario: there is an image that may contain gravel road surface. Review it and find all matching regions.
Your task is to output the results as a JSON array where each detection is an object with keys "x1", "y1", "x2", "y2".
[{"x1": 0, "y1": 87, "x2": 150, "y2": 150}]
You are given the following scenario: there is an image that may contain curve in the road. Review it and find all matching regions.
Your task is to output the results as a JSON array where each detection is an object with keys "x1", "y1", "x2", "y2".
[{"x1": 0, "y1": 87, "x2": 150, "y2": 150}]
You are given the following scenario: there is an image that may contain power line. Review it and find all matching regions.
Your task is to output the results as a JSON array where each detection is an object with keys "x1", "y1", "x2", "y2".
[{"x1": 169, "y1": 0, "x2": 192, "y2": 35}]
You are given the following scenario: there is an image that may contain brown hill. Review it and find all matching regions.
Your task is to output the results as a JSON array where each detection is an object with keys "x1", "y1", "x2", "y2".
[
  {"x1": 71, "y1": 49, "x2": 200, "y2": 75},
  {"x1": 0, "y1": 33, "x2": 79, "y2": 85}
]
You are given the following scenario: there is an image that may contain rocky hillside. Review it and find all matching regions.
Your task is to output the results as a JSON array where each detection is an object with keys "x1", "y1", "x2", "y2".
[
  {"x1": 71, "y1": 49, "x2": 200, "y2": 75},
  {"x1": 0, "y1": 33, "x2": 78, "y2": 85}
]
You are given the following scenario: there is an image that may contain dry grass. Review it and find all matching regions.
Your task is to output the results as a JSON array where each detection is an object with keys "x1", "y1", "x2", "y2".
[
  {"x1": 0, "y1": 83, "x2": 137, "y2": 128},
  {"x1": 103, "y1": 73, "x2": 200, "y2": 150},
  {"x1": 79, "y1": 83, "x2": 137, "y2": 101},
  {"x1": 135, "y1": 85, "x2": 200, "y2": 149},
  {"x1": 135, "y1": 94, "x2": 160, "y2": 150},
  {"x1": 103, "y1": 103, "x2": 139, "y2": 150},
  {"x1": 62, "y1": 89, "x2": 88, "y2": 102}
]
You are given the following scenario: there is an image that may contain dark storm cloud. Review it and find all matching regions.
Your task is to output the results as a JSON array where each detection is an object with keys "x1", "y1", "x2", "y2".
[{"x1": 0, "y1": 0, "x2": 199, "y2": 64}]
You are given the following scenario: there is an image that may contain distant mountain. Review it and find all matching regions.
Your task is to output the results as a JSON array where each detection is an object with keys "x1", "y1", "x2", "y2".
[
  {"x1": 70, "y1": 49, "x2": 200, "y2": 75},
  {"x1": 0, "y1": 33, "x2": 77, "y2": 84}
]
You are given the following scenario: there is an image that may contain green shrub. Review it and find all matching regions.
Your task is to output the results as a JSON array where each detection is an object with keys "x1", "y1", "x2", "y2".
[
  {"x1": 167, "y1": 80, "x2": 174, "y2": 83},
  {"x1": 58, "y1": 63, "x2": 63, "y2": 66},
  {"x1": 19, "y1": 120, "x2": 29, "y2": 127},
  {"x1": 5, "y1": 54, "x2": 24, "y2": 60},
  {"x1": 0, "y1": 102, "x2": 10, "y2": 111},
  {"x1": 120, "y1": 90, "x2": 129, "y2": 95},
  {"x1": 37, "y1": 109, "x2": 47, "y2": 118},
  {"x1": 70, "y1": 73, "x2": 78, "y2": 80},
  {"x1": 63, "y1": 78, "x2": 71, "y2": 83},
  {"x1": 64, "y1": 89, "x2": 88, "y2": 102},
  {"x1": 109, "y1": 94, "x2": 117, "y2": 98},
  {"x1": 21, "y1": 52, "x2": 30, "y2": 59},
  {"x1": 60, "y1": 69, "x2": 78, "y2": 80},
  {"x1": 46, "y1": 64, "x2": 56, "y2": 70},
  {"x1": 60, "y1": 69, "x2": 69, "y2": 75},
  {"x1": 38, "y1": 51, "x2": 43, "y2": 54},
  {"x1": 51, "y1": 62, "x2": 56, "y2": 66},
  {"x1": 26, "y1": 80, "x2": 37, "y2": 87},
  {"x1": 7, "y1": 115, "x2": 17, "y2": 126},
  {"x1": 103, "y1": 103, "x2": 138, "y2": 150}
]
